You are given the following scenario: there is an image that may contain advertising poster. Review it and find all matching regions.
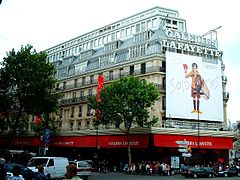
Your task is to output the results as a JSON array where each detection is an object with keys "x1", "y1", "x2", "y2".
[
  {"x1": 166, "y1": 52, "x2": 223, "y2": 121},
  {"x1": 171, "y1": 156, "x2": 180, "y2": 169}
]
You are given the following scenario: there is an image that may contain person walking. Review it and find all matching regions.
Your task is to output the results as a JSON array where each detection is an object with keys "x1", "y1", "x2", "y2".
[
  {"x1": 7, "y1": 165, "x2": 24, "y2": 180},
  {"x1": 65, "y1": 164, "x2": 82, "y2": 180},
  {"x1": 35, "y1": 165, "x2": 48, "y2": 180}
]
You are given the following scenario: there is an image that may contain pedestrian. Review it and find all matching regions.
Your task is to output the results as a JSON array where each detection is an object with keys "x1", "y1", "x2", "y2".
[
  {"x1": 35, "y1": 165, "x2": 48, "y2": 180},
  {"x1": 7, "y1": 165, "x2": 24, "y2": 180},
  {"x1": 166, "y1": 163, "x2": 171, "y2": 176},
  {"x1": 65, "y1": 164, "x2": 82, "y2": 180}
]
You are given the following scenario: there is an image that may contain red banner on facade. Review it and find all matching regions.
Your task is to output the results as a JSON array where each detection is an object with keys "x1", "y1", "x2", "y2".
[
  {"x1": 153, "y1": 134, "x2": 233, "y2": 149},
  {"x1": 50, "y1": 134, "x2": 149, "y2": 148},
  {"x1": 96, "y1": 75, "x2": 104, "y2": 102},
  {"x1": 96, "y1": 75, "x2": 104, "y2": 120}
]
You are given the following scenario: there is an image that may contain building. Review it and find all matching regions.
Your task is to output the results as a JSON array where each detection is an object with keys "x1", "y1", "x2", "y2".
[{"x1": 1, "y1": 6, "x2": 233, "y2": 168}]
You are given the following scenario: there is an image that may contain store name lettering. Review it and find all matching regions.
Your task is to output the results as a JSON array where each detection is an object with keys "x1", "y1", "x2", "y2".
[
  {"x1": 109, "y1": 141, "x2": 139, "y2": 146},
  {"x1": 16, "y1": 141, "x2": 30, "y2": 145},
  {"x1": 54, "y1": 141, "x2": 74, "y2": 145},
  {"x1": 162, "y1": 30, "x2": 222, "y2": 57},
  {"x1": 187, "y1": 141, "x2": 213, "y2": 146}
]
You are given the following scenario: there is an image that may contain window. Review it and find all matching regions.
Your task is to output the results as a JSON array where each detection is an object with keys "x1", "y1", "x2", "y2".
[
  {"x1": 48, "y1": 159, "x2": 54, "y2": 166},
  {"x1": 80, "y1": 91, "x2": 84, "y2": 98},
  {"x1": 141, "y1": 22, "x2": 146, "y2": 31},
  {"x1": 82, "y1": 77, "x2": 86, "y2": 86},
  {"x1": 141, "y1": 63, "x2": 146, "y2": 74},
  {"x1": 162, "y1": 96, "x2": 166, "y2": 110},
  {"x1": 166, "y1": 19, "x2": 171, "y2": 24},
  {"x1": 90, "y1": 75, "x2": 94, "y2": 84},
  {"x1": 59, "y1": 108, "x2": 63, "y2": 118},
  {"x1": 116, "y1": 31, "x2": 120, "y2": 39},
  {"x1": 163, "y1": 77, "x2": 166, "y2": 90},
  {"x1": 147, "y1": 20, "x2": 151, "y2": 29},
  {"x1": 111, "y1": 32, "x2": 116, "y2": 41},
  {"x1": 78, "y1": 106, "x2": 82, "y2": 117},
  {"x1": 119, "y1": 68, "x2": 124, "y2": 77},
  {"x1": 72, "y1": 92, "x2": 76, "y2": 98},
  {"x1": 120, "y1": 29, "x2": 125, "y2": 38},
  {"x1": 78, "y1": 122, "x2": 81, "y2": 130},
  {"x1": 109, "y1": 70, "x2": 113, "y2": 80},
  {"x1": 86, "y1": 121, "x2": 90, "y2": 129},
  {"x1": 130, "y1": 65, "x2": 134, "y2": 75},
  {"x1": 63, "y1": 82, "x2": 66, "y2": 90},
  {"x1": 74, "y1": 79, "x2": 78, "y2": 88},
  {"x1": 70, "y1": 121, "x2": 74, "y2": 130},
  {"x1": 88, "y1": 89, "x2": 93, "y2": 96},
  {"x1": 131, "y1": 25, "x2": 135, "y2": 34},
  {"x1": 126, "y1": 27, "x2": 130, "y2": 36},
  {"x1": 71, "y1": 107, "x2": 75, "y2": 118},
  {"x1": 136, "y1": 24, "x2": 140, "y2": 33},
  {"x1": 87, "y1": 105, "x2": 91, "y2": 116}
]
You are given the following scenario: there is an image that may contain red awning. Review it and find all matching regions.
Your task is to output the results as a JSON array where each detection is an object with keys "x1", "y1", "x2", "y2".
[
  {"x1": 10, "y1": 137, "x2": 40, "y2": 146},
  {"x1": 153, "y1": 134, "x2": 233, "y2": 149},
  {"x1": 50, "y1": 134, "x2": 149, "y2": 148}
]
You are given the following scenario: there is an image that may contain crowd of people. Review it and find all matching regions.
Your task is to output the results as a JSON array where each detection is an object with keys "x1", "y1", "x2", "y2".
[{"x1": 120, "y1": 160, "x2": 172, "y2": 176}]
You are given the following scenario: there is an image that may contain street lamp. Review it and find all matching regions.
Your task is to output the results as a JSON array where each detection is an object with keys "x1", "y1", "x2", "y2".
[{"x1": 197, "y1": 111, "x2": 200, "y2": 149}]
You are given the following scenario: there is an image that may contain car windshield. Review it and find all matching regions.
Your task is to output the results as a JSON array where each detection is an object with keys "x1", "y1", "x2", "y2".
[
  {"x1": 77, "y1": 161, "x2": 91, "y2": 168},
  {"x1": 28, "y1": 158, "x2": 48, "y2": 166}
]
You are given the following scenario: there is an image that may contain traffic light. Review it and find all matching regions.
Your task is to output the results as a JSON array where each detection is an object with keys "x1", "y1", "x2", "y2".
[{"x1": 188, "y1": 146, "x2": 192, "y2": 153}]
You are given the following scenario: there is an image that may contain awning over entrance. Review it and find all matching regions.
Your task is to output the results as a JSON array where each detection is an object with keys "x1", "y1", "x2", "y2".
[
  {"x1": 0, "y1": 134, "x2": 149, "y2": 149},
  {"x1": 50, "y1": 134, "x2": 149, "y2": 148},
  {"x1": 0, "y1": 137, "x2": 40, "y2": 147},
  {"x1": 153, "y1": 134, "x2": 233, "y2": 149}
]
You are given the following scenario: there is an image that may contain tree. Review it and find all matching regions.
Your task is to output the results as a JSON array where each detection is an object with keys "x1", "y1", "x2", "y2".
[
  {"x1": 89, "y1": 76, "x2": 160, "y2": 164},
  {"x1": 0, "y1": 44, "x2": 62, "y2": 136}
]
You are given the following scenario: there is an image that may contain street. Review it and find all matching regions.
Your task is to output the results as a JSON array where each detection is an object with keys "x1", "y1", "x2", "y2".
[{"x1": 89, "y1": 172, "x2": 239, "y2": 180}]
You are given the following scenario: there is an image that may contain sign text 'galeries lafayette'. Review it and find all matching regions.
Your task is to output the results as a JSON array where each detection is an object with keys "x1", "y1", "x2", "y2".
[{"x1": 162, "y1": 30, "x2": 222, "y2": 57}]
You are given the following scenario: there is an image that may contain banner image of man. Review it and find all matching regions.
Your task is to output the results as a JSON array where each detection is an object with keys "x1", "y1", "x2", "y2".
[{"x1": 184, "y1": 63, "x2": 209, "y2": 114}]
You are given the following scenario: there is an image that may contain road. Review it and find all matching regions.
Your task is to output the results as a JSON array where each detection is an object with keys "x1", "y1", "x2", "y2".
[{"x1": 89, "y1": 172, "x2": 239, "y2": 180}]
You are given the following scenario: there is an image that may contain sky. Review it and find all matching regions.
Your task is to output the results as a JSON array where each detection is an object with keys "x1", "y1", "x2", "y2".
[{"x1": 0, "y1": 0, "x2": 239, "y2": 124}]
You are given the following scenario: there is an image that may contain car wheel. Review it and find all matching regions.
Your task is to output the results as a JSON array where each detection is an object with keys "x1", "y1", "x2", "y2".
[
  {"x1": 193, "y1": 174, "x2": 197, "y2": 178},
  {"x1": 224, "y1": 173, "x2": 228, "y2": 177},
  {"x1": 237, "y1": 172, "x2": 240, "y2": 177},
  {"x1": 208, "y1": 173, "x2": 212, "y2": 178}
]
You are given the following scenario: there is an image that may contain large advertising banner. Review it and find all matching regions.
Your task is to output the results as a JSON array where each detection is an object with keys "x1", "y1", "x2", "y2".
[{"x1": 166, "y1": 52, "x2": 223, "y2": 121}]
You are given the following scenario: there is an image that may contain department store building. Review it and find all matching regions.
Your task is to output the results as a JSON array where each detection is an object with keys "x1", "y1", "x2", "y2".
[{"x1": 2, "y1": 6, "x2": 235, "y2": 167}]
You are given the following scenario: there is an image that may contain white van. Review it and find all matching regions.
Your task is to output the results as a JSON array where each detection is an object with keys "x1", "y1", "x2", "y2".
[{"x1": 27, "y1": 157, "x2": 68, "y2": 179}]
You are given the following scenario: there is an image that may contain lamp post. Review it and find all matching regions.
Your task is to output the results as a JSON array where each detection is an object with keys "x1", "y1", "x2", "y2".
[{"x1": 197, "y1": 111, "x2": 200, "y2": 150}]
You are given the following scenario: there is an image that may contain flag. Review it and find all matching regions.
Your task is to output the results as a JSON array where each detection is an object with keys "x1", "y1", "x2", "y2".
[{"x1": 96, "y1": 75, "x2": 104, "y2": 120}]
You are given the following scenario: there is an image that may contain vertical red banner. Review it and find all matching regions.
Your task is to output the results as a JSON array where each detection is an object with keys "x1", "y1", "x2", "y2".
[
  {"x1": 96, "y1": 75, "x2": 104, "y2": 120},
  {"x1": 96, "y1": 75, "x2": 104, "y2": 102}
]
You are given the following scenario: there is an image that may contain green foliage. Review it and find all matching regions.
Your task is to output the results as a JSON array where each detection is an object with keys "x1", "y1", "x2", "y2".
[
  {"x1": 0, "y1": 44, "x2": 62, "y2": 134},
  {"x1": 89, "y1": 76, "x2": 160, "y2": 131}
]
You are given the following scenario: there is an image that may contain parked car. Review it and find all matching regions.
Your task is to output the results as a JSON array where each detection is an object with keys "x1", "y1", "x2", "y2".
[
  {"x1": 180, "y1": 165, "x2": 190, "y2": 176},
  {"x1": 69, "y1": 160, "x2": 91, "y2": 180},
  {"x1": 183, "y1": 166, "x2": 214, "y2": 178},
  {"x1": 216, "y1": 166, "x2": 240, "y2": 177},
  {"x1": 28, "y1": 156, "x2": 68, "y2": 179},
  {"x1": 6, "y1": 163, "x2": 35, "y2": 180}
]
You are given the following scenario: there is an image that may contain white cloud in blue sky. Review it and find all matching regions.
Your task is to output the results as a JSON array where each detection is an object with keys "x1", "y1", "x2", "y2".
[{"x1": 0, "y1": 0, "x2": 239, "y2": 123}]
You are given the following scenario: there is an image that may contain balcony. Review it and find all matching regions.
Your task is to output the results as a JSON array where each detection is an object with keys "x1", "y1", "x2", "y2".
[{"x1": 60, "y1": 96, "x2": 91, "y2": 106}]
